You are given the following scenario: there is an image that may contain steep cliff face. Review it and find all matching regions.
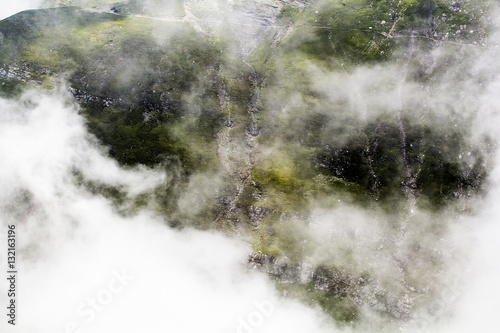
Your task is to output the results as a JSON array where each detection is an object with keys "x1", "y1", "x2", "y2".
[{"x1": 0, "y1": 0, "x2": 494, "y2": 326}]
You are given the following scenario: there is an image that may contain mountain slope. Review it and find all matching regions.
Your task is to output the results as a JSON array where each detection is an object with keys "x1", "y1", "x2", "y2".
[{"x1": 0, "y1": 0, "x2": 495, "y2": 327}]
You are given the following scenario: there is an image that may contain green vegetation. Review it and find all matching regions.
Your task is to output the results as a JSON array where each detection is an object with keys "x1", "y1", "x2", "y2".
[
  {"x1": 0, "y1": 8, "x2": 223, "y2": 171},
  {"x1": 276, "y1": 5, "x2": 301, "y2": 23},
  {"x1": 0, "y1": 78, "x2": 26, "y2": 97},
  {"x1": 275, "y1": 269, "x2": 361, "y2": 324},
  {"x1": 274, "y1": 0, "x2": 395, "y2": 66},
  {"x1": 0, "y1": 1, "x2": 494, "y2": 325},
  {"x1": 315, "y1": 121, "x2": 484, "y2": 209}
]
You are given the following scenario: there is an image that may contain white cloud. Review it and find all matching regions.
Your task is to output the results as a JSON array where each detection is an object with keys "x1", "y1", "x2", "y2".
[
  {"x1": 0, "y1": 90, "x2": 336, "y2": 333},
  {"x1": 0, "y1": 0, "x2": 44, "y2": 20}
]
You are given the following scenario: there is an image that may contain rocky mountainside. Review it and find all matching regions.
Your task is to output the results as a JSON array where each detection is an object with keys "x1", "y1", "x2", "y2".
[{"x1": 0, "y1": 0, "x2": 495, "y2": 328}]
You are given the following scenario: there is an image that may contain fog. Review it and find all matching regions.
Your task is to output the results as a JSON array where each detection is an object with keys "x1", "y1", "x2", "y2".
[
  {"x1": 0, "y1": 78, "x2": 498, "y2": 333},
  {"x1": 422, "y1": 24, "x2": 500, "y2": 332},
  {"x1": 1, "y1": 0, "x2": 500, "y2": 332},
  {"x1": 0, "y1": 90, "x2": 337, "y2": 333}
]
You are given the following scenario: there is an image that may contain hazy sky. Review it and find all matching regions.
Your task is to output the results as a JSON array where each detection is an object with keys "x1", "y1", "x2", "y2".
[{"x1": 0, "y1": 0, "x2": 44, "y2": 20}]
